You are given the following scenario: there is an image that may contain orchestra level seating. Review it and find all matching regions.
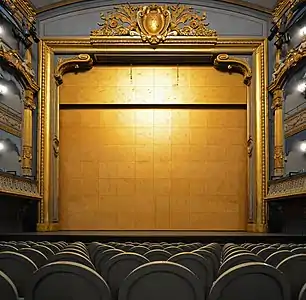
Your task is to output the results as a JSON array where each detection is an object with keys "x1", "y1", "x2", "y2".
[{"x1": 2, "y1": 241, "x2": 306, "y2": 299}]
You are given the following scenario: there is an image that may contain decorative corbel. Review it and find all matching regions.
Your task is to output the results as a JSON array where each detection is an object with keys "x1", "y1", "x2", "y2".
[
  {"x1": 54, "y1": 54, "x2": 94, "y2": 85},
  {"x1": 213, "y1": 54, "x2": 252, "y2": 86}
]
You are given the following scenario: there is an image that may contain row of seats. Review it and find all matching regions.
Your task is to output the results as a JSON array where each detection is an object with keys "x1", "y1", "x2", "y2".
[{"x1": 0, "y1": 241, "x2": 305, "y2": 300}]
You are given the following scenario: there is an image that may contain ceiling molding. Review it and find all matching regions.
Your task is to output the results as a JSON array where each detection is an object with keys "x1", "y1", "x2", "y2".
[{"x1": 34, "y1": 0, "x2": 272, "y2": 15}]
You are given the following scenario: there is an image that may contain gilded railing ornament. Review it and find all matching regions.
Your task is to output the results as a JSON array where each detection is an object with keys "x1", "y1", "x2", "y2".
[
  {"x1": 91, "y1": 4, "x2": 217, "y2": 45},
  {"x1": 0, "y1": 47, "x2": 39, "y2": 93},
  {"x1": 54, "y1": 54, "x2": 94, "y2": 85},
  {"x1": 2, "y1": 0, "x2": 36, "y2": 25},
  {"x1": 213, "y1": 54, "x2": 252, "y2": 86},
  {"x1": 269, "y1": 39, "x2": 306, "y2": 92}
]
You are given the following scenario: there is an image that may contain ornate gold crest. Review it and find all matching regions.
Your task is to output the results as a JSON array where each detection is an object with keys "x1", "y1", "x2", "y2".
[{"x1": 91, "y1": 4, "x2": 217, "y2": 45}]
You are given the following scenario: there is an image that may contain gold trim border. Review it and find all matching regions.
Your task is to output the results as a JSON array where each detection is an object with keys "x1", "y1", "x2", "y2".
[
  {"x1": 35, "y1": 0, "x2": 272, "y2": 15},
  {"x1": 38, "y1": 36, "x2": 268, "y2": 232}
]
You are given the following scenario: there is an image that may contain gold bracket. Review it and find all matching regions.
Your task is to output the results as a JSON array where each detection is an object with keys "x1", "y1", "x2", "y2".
[
  {"x1": 213, "y1": 54, "x2": 252, "y2": 86},
  {"x1": 54, "y1": 54, "x2": 94, "y2": 85}
]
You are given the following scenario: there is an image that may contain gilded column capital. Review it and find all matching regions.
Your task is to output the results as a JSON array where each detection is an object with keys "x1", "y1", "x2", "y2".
[
  {"x1": 271, "y1": 89, "x2": 283, "y2": 110},
  {"x1": 24, "y1": 90, "x2": 36, "y2": 110}
]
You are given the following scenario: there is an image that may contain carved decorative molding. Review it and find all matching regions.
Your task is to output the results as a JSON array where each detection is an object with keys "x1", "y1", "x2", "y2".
[
  {"x1": 0, "y1": 104, "x2": 22, "y2": 137},
  {"x1": 247, "y1": 136, "x2": 253, "y2": 157},
  {"x1": 0, "y1": 172, "x2": 39, "y2": 198},
  {"x1": 0, "y1": 48, "x2": 39, "y2": 93},
  {"x1": 267, "y1": 174, "x2": 306, "y2": 199},
  {"x1": 54, "y1": 54, "x2": 94, "y2": 85},
  {"x1": 24, "y1": 90, "x2": 36, "y2": 110},
  {"x1": 91, "y1": 4, "x2": 217, "y2": 45},
  {"x1": 213, "y1": 54, "x2": 252, "y2": 86},
  {"x1": 269, "y1": 40, "x2": 306, "y2": 92},
  {"x1": 274, "y1": 145, "x2": 284, "y2": 170},
  {"x1": 284, "y1": 107, "x2": 306, "y2": 138},
  {"x1": 2, "y1": 0, "x2": 36, "y2": 24},
  {"x1": 53, "y1": 136, "x2": 59, "y2": 158},
  {"x1": 271, "y1": 89, "x2": 283, "y2": 110}
]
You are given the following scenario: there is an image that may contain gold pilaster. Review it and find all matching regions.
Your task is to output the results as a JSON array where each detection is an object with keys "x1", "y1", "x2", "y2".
[
  {"x1": 272, "y1": 89, "x2": 284, "y2": 177},
  {"x1": 22, "y1": 90, "x2": 35, "y2": 177}
]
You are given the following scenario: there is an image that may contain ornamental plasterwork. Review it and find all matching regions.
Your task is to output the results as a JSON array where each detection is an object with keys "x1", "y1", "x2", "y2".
[
  {"x1": 267, "y1": 174, "x2": 306, "y2": 199},
  {"x1": 284, "y1": 108, "x2": 306, "y2": 138},
  {"x1": 0, "y1": 172, "x2": 39, "y2": 198},
  {"x1": 91, "y1": 4, "x2": 217, "y2": 45}
]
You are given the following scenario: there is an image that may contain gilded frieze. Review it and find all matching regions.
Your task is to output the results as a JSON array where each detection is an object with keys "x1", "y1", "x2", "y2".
[
  {"x1": 0, "y1": 103, "x2": 22, "y2": 137},
  {"x1": 267, "y1": 174, "x2": 306, "y2": 199},
  {"x1": 0, "y1": 172, "x2": 39, "y2": 198},
  {"x1": 91, "y1": 4, "x2": 217, "y2": 45},
  {"x1": 284, "y1": 108, "x2": 306, "y2": 137}
]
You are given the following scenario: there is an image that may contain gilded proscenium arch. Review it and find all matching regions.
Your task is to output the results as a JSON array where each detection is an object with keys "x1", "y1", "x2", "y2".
[
  {"x1": 0, "y1": 48, "x2": 40, "y2": 180},
  {"x1": 38, "y1": 37, "x2": 268, "y2": 232}
]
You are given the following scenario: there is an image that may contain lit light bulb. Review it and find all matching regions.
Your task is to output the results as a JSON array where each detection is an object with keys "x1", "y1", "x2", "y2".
[
  {"x1": 0, "y1": 26, "x2": 3, "y2": 35},
  {"x1": 0, "y1": 142, "x2": 5, "y2": 152},
  {"x1": 300, "y1": 142, "x2": 306, "y2": 153},
  {"x1": 297, "y1": 82, "x2": 306, "y2": 93},
  {"x1": 300, "y1": 26, "x2": 306, "y2": 37},
  {"x1": 0, "y1": 83, "x2": 8, "y2": 95}
]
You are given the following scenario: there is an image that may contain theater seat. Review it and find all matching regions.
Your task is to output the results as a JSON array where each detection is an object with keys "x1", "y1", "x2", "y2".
[
  {"x1": 118, "y1": 261, "x2": 204, "y2": 300},
  {"x1": 24, "y1": 261, "x2": 111, "y2": 300},
  {"x1": 104, "y1": 253, "x2": 149, "y2": 299},
  {"x1": 277, "y1": 254, "x2": 306, "y2": 300},
  {"x1": 208, "y1": 262, "x2": 290, "y2": 300},
  {"x1": 0, "y1": 251, "x2": 37, "y2": 298},
  {"x1": 0, "y1": 269, "x2": 18, "y2": 300}
]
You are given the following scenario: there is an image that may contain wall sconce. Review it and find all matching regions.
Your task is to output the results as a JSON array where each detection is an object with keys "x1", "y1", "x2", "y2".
[
  {"x1": 300, "y1": 141, "x2": 306, "y2": 153},
  {"x1": 297, "y1": 80, "x2": 306, "y2": 99},
  {"x1": 0, "y1": 83, "x2": 8, "y2": 95},
  {"x1": 299, "y1": 26, "x2": 306, "y2": 38}
]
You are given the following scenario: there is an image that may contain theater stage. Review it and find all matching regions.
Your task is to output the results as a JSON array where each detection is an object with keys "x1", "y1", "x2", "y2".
[{"x1": 0, "y1": 231, "x2": 305, "y2": 244}]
